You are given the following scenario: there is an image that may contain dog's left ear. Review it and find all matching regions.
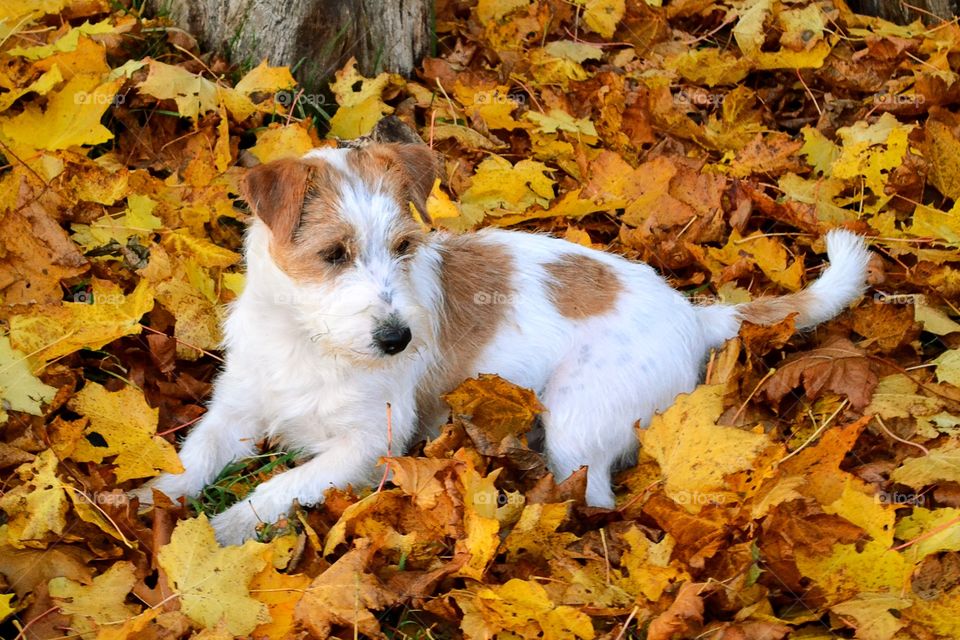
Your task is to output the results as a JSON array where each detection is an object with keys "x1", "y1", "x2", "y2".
[
  {"x1": 241, "y1": 158, "x2": 314, "y2": 240},
  {"x1": 372, "y1": 143, "x2": 437, "y2": 222}
]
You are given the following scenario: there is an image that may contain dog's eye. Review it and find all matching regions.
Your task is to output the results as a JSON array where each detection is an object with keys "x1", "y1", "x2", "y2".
[
  {"x1": 322, "y1": 244, "x2": 349, "y2": 265},
  {"x1": 394, "y1": 239, "x2": 412, "y2": 256}
]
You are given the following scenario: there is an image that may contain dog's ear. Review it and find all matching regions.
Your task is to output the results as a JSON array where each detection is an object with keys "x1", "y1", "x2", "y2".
[
  {"x1": 385, "y1": 143, "x2": 437, "y2": 222},
  {"x1": 241, "y1": 158, "x2": 314, "y2": 239}
]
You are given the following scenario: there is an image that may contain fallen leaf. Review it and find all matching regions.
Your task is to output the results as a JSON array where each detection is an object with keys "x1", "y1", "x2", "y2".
[
  {"x1": 157, "y1": 515, "x2": 270, "y2": 636},
  {"x1": 66, "y1": 381, "x2": 183, "y2": 482},
  {"x1": 295, "y1": 539, "x2": 399, "y2": 638},
  {"x1": 761, "y1": 338, "x2": 878, "y2": 410}
]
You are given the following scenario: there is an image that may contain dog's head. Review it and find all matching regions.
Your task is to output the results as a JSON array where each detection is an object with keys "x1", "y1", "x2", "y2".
[{"x1": 241, "y1": 142, "x2": 438, "y2": 363}]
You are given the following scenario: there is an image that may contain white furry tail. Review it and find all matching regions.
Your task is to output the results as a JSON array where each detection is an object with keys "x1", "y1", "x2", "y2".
[{"x1": 697, "y1": 229, "x2": 871, "y2": 347}]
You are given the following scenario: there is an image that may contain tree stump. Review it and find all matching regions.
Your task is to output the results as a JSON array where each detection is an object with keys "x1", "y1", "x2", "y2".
[
  {"x1": 151, "y1": 0, "x2": 432, "y2": 86},
  {"x1": 851, "y1": 0, "x2": 958, "y2": 24}
]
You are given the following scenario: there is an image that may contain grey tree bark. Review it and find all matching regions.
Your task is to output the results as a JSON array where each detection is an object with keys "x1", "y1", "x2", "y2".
[
  {"x1": 851, "y1": 0, "x2": 959, "y2": 24},
  {"x1": 151, "y1": 0, "x2": 432, "y2": 86}
]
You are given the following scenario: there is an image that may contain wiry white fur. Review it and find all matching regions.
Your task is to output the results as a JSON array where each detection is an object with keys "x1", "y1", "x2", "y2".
[
  {"x1": 793, "y1": 230, "x2": 873, "y2": 328},
  {"x1": 137, "y1": 148, "x2": 871, "y2": 545},
  {"x1": 695, "y1": 229, "x2": 872, "y2": 347}
]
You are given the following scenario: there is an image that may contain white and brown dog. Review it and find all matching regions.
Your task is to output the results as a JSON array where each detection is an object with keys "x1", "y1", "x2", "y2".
[{"x1": 138, "y1": 141, "x2": 870, "y2": 545}]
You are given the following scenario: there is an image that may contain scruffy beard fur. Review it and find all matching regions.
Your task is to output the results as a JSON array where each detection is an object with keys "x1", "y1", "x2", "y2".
[{"x1": 136, "y1": 142, "x2": 872, "y2": 546}]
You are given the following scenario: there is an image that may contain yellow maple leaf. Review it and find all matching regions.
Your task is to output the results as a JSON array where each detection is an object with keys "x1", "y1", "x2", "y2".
[
  {"x1": 574, "y1": 0, "x2": 624, "y2": 39},
  {"x1": 891, "y1": 439, "x2": 960, "y2": 488},
  {"x1": 7, "y1": 19, "x2": 116, "y2": 60},
  {"x1": 476, "y1": 0, "x2": 530, "y2": 23},
  {"x1": 669, "y1": 48, "x2": 751, "y2": 86},
  {"x1": 0, "y1": 450, "x2": 68, "y2": 548},
  {"x1": 733, "y1": 0, "x2": 772, "y2": 57},
  {"x1": 137, "y1": 60, "x2": 260, "y2": 122},
  {"x1": 136, "y1": 60, "x2": 218, "y2": 121},
  {"x1": 823, "y1": 478, "x2": 896, "y2": 546},
  {"x1": 895, "y1": 507, "x2": 960, "y2": 563},
  {"x1": 0, "y1": 65, "x2": 64, "y2": 112},
  {"x1": 460, "y1": 155, "x2": 555, "y2": 221},
  {"x1": 800, "y1": 126, "x2": 841, "y2": 175},
  {"x1": 617, "y1": 528, "x2": 687, "y2": 602},
  {"x1": 66, "y1": 381, "x2": 183, "y2": 482},
  {"x1": 707, "y1": 231, "x2": 805, "y2": 292},
  {"x1": 454, "y1": 82, "x2": 525, "y2": 131},
  {"x1": 385, "y1": 457, "x2": 457, "y2": 510},
  {"x1": 904, "y1": 586, "x2": 960, "y2": 636},
  {"x1": 639, "y1": 384, "x2": 770, "y2": 511},
  {"x1": 525, "y1": 109, "x2": 598, "y2": 143},
  {"x1": 0, "y1": 335, "x2": 56, "y2": 424},
  {"x1": 911, "y1": 202, "x2": 960, "y2": 244},
  {"x1": 49, "y1": 561, "x2": 140, "y2": 638},
  {"x1": 163, "y1": 228, "x2": 240, "y2": 268},
  {"x1": 71, "y1": 193, "x2": 162, "y2": 251},
  {"x1": 796, "y1": 539, "x2": 910, "y2": 602},
  {"x1": 933, "y1": 349, "x2": 960, "y2": 385},
  {"x1": 158, "y1": 515, "x2": 270, "y2": 636},
  {"x1": 529, "y1": 47, "x2": 591, "y2": 87},
  {"x1": 233, "y1": 60, "x2": 296, "y2": 95},
  {"x1": 0, "y1": 0, "x2": 66, "y2": 24},
  {"x1": 778, "y1": 4, "x2": 826, "y2": 51},
  {"x1": 459, "y1": 578, "x2": 595, "y2": 640},
  {"x1": 328, "y1": 58, "x2": 399, "y2": 139},
  {"x1": 427, "y1": 179, "x2": 474, "y2": 231},
  {"x1": 833, "y1": 113, "x2": 913, "y2": 212},
  {"x1": 9, "y1": 278, "x2": 154, "y2": 365},
  {"x1": 0, "y1": 74, "x2": 122, "y2": 151},
  {"x1": 0, "y1": 592, "x2": 14, "y2": 623},
  {"x1": 249, "y1": 123, "x2": 317, "y2": 163},
  {"x1": 501, "y1": 503, "x2": 577, "y2": 561},
  {"x1": 925, "y1": 120, "x2": 960, "y2": 200},
  {"x1": 830, "y1": 593, "x2": 911, "y2": 640},
  {"x1": 455, "y1": 461, "x2": 504, "y2": 580}
]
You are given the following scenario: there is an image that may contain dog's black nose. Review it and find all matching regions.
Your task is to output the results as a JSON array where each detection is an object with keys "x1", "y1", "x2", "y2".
[{"x1": 373, "y1": 324, "x2": 412, "y2": 355}]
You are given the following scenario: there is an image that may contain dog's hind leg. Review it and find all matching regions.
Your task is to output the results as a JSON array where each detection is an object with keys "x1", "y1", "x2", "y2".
[
  {"x1": 540, "y1": 337, "x2": 699, "y2": 509},
  {"x1": 541, "y1": 387, "x2": 633, "y2": 509}
]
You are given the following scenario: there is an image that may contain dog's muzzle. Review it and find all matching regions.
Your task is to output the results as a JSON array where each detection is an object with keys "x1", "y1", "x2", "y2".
[{"x1": 372, "y1": 316, "x2": 412, "y2": 356}]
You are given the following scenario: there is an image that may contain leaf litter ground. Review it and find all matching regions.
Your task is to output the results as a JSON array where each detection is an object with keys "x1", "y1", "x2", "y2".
[{"x1": 2, "y1": 0, "x2": 960, "y2": 638}]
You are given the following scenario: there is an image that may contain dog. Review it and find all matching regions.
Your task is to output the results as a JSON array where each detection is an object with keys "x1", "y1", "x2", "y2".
[{"x1": 136, "y1": 140, "x2": 870, "y2": 545}]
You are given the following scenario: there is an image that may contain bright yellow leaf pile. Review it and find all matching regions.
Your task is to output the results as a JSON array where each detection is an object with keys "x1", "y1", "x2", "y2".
[{"x1": 2, "y1": 0, "x2": 960, "y2": 638}]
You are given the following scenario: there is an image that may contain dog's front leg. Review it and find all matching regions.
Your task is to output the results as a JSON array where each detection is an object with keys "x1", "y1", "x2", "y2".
[
  {"x1": 210, "y1": 417, "x2": 409, "y2": 546},
  {"x1": 133, "y1": 398, "x2": 261, "y2": 505}
]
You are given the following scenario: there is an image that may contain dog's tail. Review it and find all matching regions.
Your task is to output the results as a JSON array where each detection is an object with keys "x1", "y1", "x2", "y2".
[{"x1": 696, "y1": 229, "x2": 871, "y2": 348}]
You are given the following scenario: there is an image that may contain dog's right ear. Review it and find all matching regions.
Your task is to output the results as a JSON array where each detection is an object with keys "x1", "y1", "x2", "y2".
[{"x1": 241, "y1": 158, "x2": 314, "y2": 240}]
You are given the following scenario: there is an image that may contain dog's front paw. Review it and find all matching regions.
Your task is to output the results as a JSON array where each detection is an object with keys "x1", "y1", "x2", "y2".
[
  {"x1": 129, "y1": 484, "x2": 156, "y2": 507},
  {"x1": 209, "y1": 503, "x2": 264, "y2": 546},
  {"x1": 129, "y1": 472, "x2": 200, "y2": 509}
]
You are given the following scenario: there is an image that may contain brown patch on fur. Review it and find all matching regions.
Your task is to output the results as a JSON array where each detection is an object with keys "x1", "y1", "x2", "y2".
[
  {"x1": 737, "y1": 291, "x2": 816, "y2": 328},
  {"x1": 257, "y1": 158, "x2": 356, "y2": 283},
  {"x1": 250, "y1": 146, "x2": 436, "y2": 285},
  {"x1": 544, "y1": 254, "x2": 621, "y2": 319},
  {"x1": 242, "y1": 158, "x2": 316, "y2": 240},
  {"x1": 347, "y1": 143, "x2": 437, "y2": 221},
  {"x1": 416, "y1": 234, "x2": 515, "y2": 427}
]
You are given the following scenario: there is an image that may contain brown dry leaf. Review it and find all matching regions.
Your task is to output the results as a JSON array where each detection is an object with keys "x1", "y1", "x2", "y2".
[
  {"x1": 384, "y1": 457, "x2": 459, "y2": 509},
  {"x1": 295, "y1": 539, "x2": 399, "y2": 638},
  {"x1": 443, "y1": 374, "x2": 544, "y2": 443},
  {"x1": 0, "y1": 177, "x2": 87, "y2": 307},
  {"x1": 646, "y1": 582, "x2": 709, "y2": 640},
  {"x1": 761, "y1": 338, "x2": 879, "y2": 410}
]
